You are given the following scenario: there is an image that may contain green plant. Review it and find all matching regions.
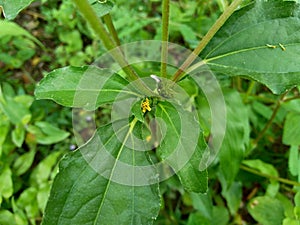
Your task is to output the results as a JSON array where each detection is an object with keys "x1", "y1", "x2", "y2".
[
  {"x1": 0, "y1": 82, "x2": 71, "y2": 224},
  {"x1": 2, "y1": 0, "x2": 300, "y2": 224}
]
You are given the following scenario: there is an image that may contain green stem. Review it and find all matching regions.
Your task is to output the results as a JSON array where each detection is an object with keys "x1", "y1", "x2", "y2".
[
  {"x1": 172, "y1": 0, "x2": 243, "y2": 82},
  {"x1": 161, "y1": 0, "x2": 170, "y2": 78},
  {"x1": 71, "y1": 0, "x2": 153, "y2": 96},
  {"x1": 283, "y1": 95, "x2": 300, "y2": 103},
  {"x1": 102, "y1": 14, "x2": 121, "y2": 46},
  {"x1": 243, "y1": 80, "x2": 256, "y2": 103},
  {"x1": 253, "y1": 92, "x2": 288, "y2": 146},
  {"x1": 240, "y1": 164, "x2": 300, "y2": 187}
]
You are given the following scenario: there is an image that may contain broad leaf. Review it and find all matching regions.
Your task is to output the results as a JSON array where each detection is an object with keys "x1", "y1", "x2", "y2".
[
  {"x1": 189, "y1": 192, "x2": 230, "y2": 225},
  {"x1": 13, "y1": 149, "x2": 36, "y2": 176},
  {"x1": 283, "y1": 112, "x2": 300, "y2": 145},
  {"x1": 288, "y1": 145, "x2": 299, "y2": 177},
  {"x1": 248, "y1": 196, "x2": 285, "y2": 225},
  {"x1": 218, "y1": 89, "x2": 249, "y2": 189},
  {"x1": 11, "y1": 124, "x2": 25, "y2": 147},
  {"x1": 201, "y1": 0, "x2": 300, "y2": 94},
  {"x1": 0, "y1": 210, "x2": 17, "y2": 225},
  {"x1": 0, "y1": 87, "x2": 31, "y2": 125},
  {"x1": 155, "y1": 101, "x2": 208, "y2": 193},
  {"x1": 35, "y1": 66, "x2": 134, "y2": 110},
  {"x1": 27, "y1": 122, "x2": 70, "y2": 145},
  {"x1": 221, "y1": 181, "x2": 242, "y2": 215},
  {"x1": 29, "y1": 151, "x2": 63, "y2": 187},
  {"x1": 0, "y1": 20, "x2": 44, "y2": 47},
  {"x1": 0, "y1": 0, "x2": 35, "y2": 20},
  {"x1": 0, "y1": 166, "x2": 13, "y2": 199},
  {"x1": 42, "y1": 119, "x2": 160, "y2": 225},
  {"x1": 0, "y1": 113, "x2": 10, "y2": 155}
]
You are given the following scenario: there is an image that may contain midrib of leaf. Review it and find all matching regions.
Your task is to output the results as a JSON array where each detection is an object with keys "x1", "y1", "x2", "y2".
[
  {"x1": 130, "y1": 130, "x2": 135, "y2": 225},
  {"x1": 206, "y1": 43, "x2": 300, "y2": 63},
  {"x1": 205, "y1": 46, "x2": 266, "y2": 62},
  {"x1": 157, "y1": 103, "x2": 185, "y2": 164},
  {"x1": 55, "y1": 121, "x2": 130, "y2": 225},
  {"x1": 94, "y1": 118, "x2": 138, "y2": 224},
  {"x1": 38, "y1": 89, "x2": 142, "y2": 97}
]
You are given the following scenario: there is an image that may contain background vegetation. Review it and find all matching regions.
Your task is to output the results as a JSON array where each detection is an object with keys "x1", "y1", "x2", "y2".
[{"x1": 1, "y1": 0, "x2": 300, "y2": 224}]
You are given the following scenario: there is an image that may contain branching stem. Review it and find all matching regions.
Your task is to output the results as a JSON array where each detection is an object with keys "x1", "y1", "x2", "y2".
[
  {"x1": 240, "y1": 164, "x2": 300, "y2": 187},
  {"x1": 253, "y1": 92, "x2": 288, "y2": 146}
]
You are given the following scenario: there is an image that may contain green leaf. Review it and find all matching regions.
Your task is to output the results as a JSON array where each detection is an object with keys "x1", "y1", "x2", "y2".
[
  {"x1": 189, "y1": 192, "x2": 229, "y2": 225},
  {"x1": 295, "y1": 191, "x2": 300, "y2": 207},
  {"x1": 0, "y1": 210, "x2": 17, "y2": 225},
  {"x1": 188, "y1": 193, "x2": 229, "y2": 225},
  {"x1": 42, "y1": 119, "x2": 160, "y2": 225},
  {"x1": 212, "y1": 206, "x2": 229, "y2": 225},
  {"x1": 221, "y1": 181, "x2": 242, "y2": 215},
  {"x1": 12, "y1": 124, "x2": 25, "y2": 147},
  {"x1": 16, "y1": 187, "x2": 39, "y2": 220},
  {"x1": 288, "y1": 145, "x2": 299, "y2": 176},
  {"x1": 27, "y1": 122, "x2": 70, "y2": 145},
  {"x1": 35, "y1": 66, "x2": 133, "y2": 110},
  {"x1": 0, "y1": 113, "x2": 10, "y2": 155},
  {"x1": 11, "y1": 199, "x2": 28, "y2": 225},
  {"x1": 187, "y1": 212, "x2": 211, "y2": 225},
  {"x1": 30, "y1": 151, "x2": 63, "y2": 187},
  {"x1": 218, "y1": 89, "x2": 249, "y2": 189},
  {"x1": 0, "y1": 0, "x2": 35, "y2": 20},
  {"x1": 0, "y1": 166, "x2": 13, "y2": 199},
  {"x1": 190, "y1": 192, "x2": 213, "y2": 219},
  {"x1": 155, "y1": 101, "x2": 208, "y2": 193},
  {"x1": 243, "y1": 159, "x2": 279, "y2": 197},
  {"x1": 0, "y1": 20, "x2": 43, "y2": 47},
  {"x1": 276, "y1": 193, "x2": 295, "y2": 219},
  {"x1": 201, "y1": 0, "x2": 300, "y2": 94},
  {"x1": 282, "y1": 99, "x2": 300, "y2": 113},
  {"x1": 131, "y1": 99, "x2": 144, "y2": 122},
  {"x1": 283, "y1": 218, "x2": 300, "y2": 225},
  {"x1": 37, "y1": 184, "x2": 51, "y2": 212},
  {"x1": 248, "y1": 196, "x2": 285, "y2": 225},
  {"x1": 283, "y1": 112, "x2": 300, "y2": 145},
  {"x1": 0, "y1": 87, "x2": 32, "y2": 125},
  {"x1": 13, "y1": 149, "x2": 36, "y2": 176},
  {"x1": 88, "y1": 0, "x2": 114, "y2": 18}
]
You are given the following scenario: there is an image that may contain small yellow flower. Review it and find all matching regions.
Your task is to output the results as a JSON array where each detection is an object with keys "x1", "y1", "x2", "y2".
[
  {"x1": 141, "y1": 98, "x2": 151, "y2": 113},
  {"x1": 146, "y1": 135, "x2": 152, "y2": 142}
]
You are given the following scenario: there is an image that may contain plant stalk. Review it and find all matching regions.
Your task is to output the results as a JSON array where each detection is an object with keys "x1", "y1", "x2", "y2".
[
  {"x1": 240, "y1": 164, "x2": 300, "y2": 187},
  {"x1": 71, "y1": 0, "x2": 153, "y2": 96},
  {"x1": 172, "y1": 0, "x2": 243, "y2": 82},
  {"x1": 161, "y1": 0, "x2": 170, "y2": 78},
  {"x1": 102, "y1": 14, "x2": 121, "y2": 46},
  {"x1": 253, "y1": 92, "x2": 288, "y2": 146}
]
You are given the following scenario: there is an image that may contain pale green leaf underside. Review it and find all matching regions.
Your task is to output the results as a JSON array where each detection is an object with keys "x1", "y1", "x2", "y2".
[
  {"x1": 201, "y1": 0, "x2": 300, "y2": 94},
  {"x1": 35, "y1": 66, "x2": 137, "y2": 110},
  {"x1": 42, "y1": 120, "x2": 160, "y2": 225}
]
